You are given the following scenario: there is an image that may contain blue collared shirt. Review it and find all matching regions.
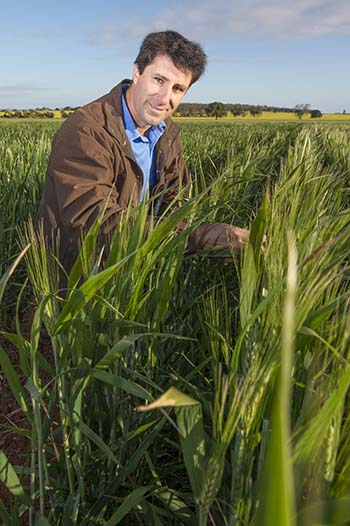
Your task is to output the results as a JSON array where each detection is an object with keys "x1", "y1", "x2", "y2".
[{"x1": 121, "y1": 91, "x2": 166, "y2": 202}]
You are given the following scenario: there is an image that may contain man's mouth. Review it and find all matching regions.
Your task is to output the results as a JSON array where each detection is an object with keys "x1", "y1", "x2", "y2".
[{"x1": 148, "y1": 101, "x2": 167, "y2": 113}]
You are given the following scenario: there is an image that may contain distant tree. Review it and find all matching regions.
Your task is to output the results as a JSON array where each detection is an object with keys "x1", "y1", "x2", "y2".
[
  {"x1": 232, "y1": 109, "x2": 245, "y2": 117},
  {"x1": 177, "y1": 102, "x2": 302, "y2": 118},
  {"x1": 294, "y1": 104, "x2": 311, "y2": 119},
  {"x1": 250, "y1": 108, "x2": 262, "y2": 117},
  {"x1": 343, "y1": 109, "x2": 347, "y2": 115},
  {"x1": 310, "y1": 109, "x2": 323, "y2": 119},
  {"x1": 207, "y1": 102, "x2": 226, "y2": 120}
]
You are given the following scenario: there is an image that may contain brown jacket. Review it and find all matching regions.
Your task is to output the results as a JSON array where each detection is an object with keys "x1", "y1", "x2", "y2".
[{"x1": 36, "y1": 80, "x2": 189, "y2": 271}]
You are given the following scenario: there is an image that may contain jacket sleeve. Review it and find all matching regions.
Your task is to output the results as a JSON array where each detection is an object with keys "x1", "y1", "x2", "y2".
[{"x1": 47, "y1": 115, "x2": 125, "y2": 235}]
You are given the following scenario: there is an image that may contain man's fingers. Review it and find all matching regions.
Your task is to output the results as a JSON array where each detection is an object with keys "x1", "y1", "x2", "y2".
[{"x1": 226, "y1": 225, "x2": 250, "y2": 249}]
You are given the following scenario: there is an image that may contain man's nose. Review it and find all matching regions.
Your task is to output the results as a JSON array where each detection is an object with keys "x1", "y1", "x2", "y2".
[{"x1": 157, "y1": 85, "x2": 172, "y2": 106}]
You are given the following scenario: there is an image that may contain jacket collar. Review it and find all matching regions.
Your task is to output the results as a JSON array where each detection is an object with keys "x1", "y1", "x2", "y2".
[
  {"x1": 104, "y1": 80, "x2": 131, "y2": 141},
  {"x1": 104, "y1": 80, "x2": 180, "y2": 146}
]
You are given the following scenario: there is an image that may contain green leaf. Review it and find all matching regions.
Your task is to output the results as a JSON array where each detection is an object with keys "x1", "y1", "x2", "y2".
[
  {"x1": 175, "y1": 404, "x2": 206, "y2": 502},
  {"x1": 95, "y1": 334, "x2": 141, "y2": 368},
  {"x1": 0, "y1": 425, "x2": 31, "y2": 438},
  {"x1": 302, "y1": 293, "x2": 347, "y2": 331},
  {"x1": 0, "y1": 450, "x2": 30, "y2": 506},
  {"x1": 0, "y1": 497, "x2": 12, "y2": 526},
  {"x1": 62, "y1": 494, "x2": 81, "y2": 526},
  {"x1": 91, "y1": 369, "x2": 152, "y2": 400},
  {"x1": 0, "y1": 332, "x2": 29, "y2": 353},
  {"x1": 136, "y1": 386, "x2": 199, "y2": 411},
  {"x1": 0, "y1": 346, "x2": 31, "y2": 423},
  {"x1": 155, "y1": 490, "x2": 193, "y2": 523},
  {"x1": 298, "y1": 498, "x2": 350, "y2": 525},
  {"x1": 294, "y1": 367, "x2": 350, "y2": 464},
  {"x1": 79, "y1": 421, "x2": 119, "y2": 465},
  {"x1": 141, "y1": 503, "x2": 166, "y2": 526},
  {"x1": 104, "y1": 486, "x2": 151, "y2": 525},
  {"x1": 250, "y1": 180, "x2": 269, "y2": 270},
  {"x1": 0, "y1": 245, "x2": 30, "y2": 305},
  {"x1": 240, "y1": 182, "x2": 269, "y2": 327},
  {"x1": 67, "y1": 210, "x2": 104, "y2": 291},
  {"x1": 137, "y1": 388, "x2": 206, "y2": 502},
  {"x1": 53, "y1": 253, "x2": 133, "y2": 335},
  {"x1": 298, "y1": 326, "x2": 345, "y2": 363},
  {"x1": 83, "y1": 418, "x2": 166, "y2": 522},
  {"x1": 25, "y1": 377, "x2": 42, "y2": 402},
  {"x1": 138, "y1": 197, "x2": 198, "y2": 257},
  {"x1": 258, "y1": 233, "x2": 297, "y2": 526},
  {"x1": 34, "y1": 511, "x2": 51, "y2": 526},
  {"x1": 30, "y1": 303, "x2": 44, "y2": 355},
  {"x1": 121, "y1": 420, "x2": 159, "y2": 443}
]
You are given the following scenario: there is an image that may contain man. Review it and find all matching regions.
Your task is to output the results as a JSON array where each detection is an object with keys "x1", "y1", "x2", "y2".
[{"x1": 37, "y1": 30, "x2": 248, "y2": 274}]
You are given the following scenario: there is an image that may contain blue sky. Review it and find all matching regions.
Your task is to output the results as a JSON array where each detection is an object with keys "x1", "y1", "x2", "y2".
[{"x1": 1, "y1": 0, "x2": 349, "y2": 112}]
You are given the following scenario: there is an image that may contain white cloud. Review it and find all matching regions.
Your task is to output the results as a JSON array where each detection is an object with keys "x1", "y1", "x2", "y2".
[{"x1": 87, "y1": 0, "x2": 350, "y2": 43}]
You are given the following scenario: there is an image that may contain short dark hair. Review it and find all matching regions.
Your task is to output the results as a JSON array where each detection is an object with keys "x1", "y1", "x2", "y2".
[{"x1": 134, "y1": 30, "x2": 207, "y2": 85}]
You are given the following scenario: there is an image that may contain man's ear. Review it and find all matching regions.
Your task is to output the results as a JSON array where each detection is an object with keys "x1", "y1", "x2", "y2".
[{"x1": 133, "y1": 64, "x2": 140, "y2": 84}]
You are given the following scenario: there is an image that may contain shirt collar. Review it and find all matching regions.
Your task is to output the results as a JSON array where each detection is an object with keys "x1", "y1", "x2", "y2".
[{"x1": 121, "y1": 88, "x2": 166, "y2": 143}]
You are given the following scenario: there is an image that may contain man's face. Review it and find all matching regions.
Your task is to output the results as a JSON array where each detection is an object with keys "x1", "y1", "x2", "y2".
[{"x1": 126, "y1": 54, "x2": 192, "y2": 135}]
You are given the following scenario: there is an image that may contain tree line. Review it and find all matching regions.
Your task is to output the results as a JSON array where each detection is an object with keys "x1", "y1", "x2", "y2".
[
  {"x1": 176, "y1": 102, "x2": 323, "y2": 119},
  {"x1": 0, "y1": 103, "x2": 323, "y2": 119},
  {"x1": 0, "y1": 107, "x2": 78, "y2": 119}
]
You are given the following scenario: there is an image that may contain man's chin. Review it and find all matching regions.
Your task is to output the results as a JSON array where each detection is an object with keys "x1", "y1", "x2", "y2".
[
  {"x1": 147, "y1": 104, "x2": 169, "y2": 122},
  {"x1": 146, "y1": 113, "x2": 166, "y2": 126}
]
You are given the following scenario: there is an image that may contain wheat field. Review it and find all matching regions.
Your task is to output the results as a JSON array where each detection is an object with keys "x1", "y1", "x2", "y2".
[{"x1": 1, "y1": 120, "x2": 350, "y2": 525}]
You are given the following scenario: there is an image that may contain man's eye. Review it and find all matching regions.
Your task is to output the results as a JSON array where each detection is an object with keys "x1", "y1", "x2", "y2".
[{"x1": 155, "y1": 77, "x2": 163, "y2": 84}]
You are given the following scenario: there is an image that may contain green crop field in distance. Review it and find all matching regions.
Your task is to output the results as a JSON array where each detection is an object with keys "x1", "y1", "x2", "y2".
[
  {"x1": 174, "y1": 111, "x2": 350, "y2": 122},
  {"x1": 1, "y1": 109, "x2": 350, "y2": 121}
]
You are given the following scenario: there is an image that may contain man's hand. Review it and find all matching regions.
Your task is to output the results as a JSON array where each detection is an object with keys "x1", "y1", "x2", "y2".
[
  {"x1": 224, "y1": 224, "x2": 250, "y2": 249},
  {"x1": 187, "y1": 223, "x2": 250, "y2": 253}
]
